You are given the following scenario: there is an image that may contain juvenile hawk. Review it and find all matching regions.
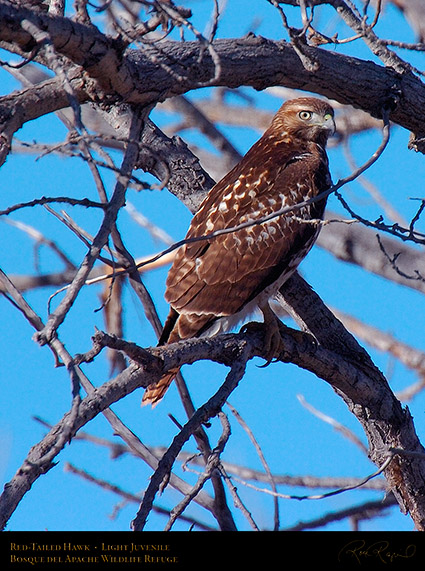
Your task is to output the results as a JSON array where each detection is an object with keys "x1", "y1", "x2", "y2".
[{"x1": 143, "y1": 97, "x2": 335, "y2": 405}]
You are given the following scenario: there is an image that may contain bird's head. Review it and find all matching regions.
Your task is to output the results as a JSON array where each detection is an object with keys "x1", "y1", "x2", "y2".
[{"x1": 271, "y1": 97, "x2": 335, "y2": 147}]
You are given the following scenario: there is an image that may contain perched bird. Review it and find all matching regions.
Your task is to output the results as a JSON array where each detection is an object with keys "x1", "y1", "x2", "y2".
[{"x1": 143, "y1": 97, "x2": 335, "y2": 406}]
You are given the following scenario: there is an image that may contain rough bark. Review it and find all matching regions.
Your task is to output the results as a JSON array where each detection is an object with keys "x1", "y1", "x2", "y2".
[{"x1": 2, "y1": 0, "x2": 425, "y2": 147}]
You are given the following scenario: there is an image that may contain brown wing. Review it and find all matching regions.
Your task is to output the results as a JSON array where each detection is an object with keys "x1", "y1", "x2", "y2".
[{"x1": 165, "y1": 134, "x2": 330, "y2": 326}]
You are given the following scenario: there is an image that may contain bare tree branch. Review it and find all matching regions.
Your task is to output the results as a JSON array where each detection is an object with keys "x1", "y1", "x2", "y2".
[
  {"x1": 2, "y1": 1, "x2": 425, "y2": 151},
  {"x1": 33, "y1": 106, "x2": 145, "y2": 345}
]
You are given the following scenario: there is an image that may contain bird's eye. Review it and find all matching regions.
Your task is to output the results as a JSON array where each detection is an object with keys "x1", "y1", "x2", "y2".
[{"x1": 299, "y1": 111, "x2": 312, "y2": 121}]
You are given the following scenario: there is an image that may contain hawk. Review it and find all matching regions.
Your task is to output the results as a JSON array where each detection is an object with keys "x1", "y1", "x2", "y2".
[{"x1": 143, "y1": 97, "x2": 335, "y2": 406}]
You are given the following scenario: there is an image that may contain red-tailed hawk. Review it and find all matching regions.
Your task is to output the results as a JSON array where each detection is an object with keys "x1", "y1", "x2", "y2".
[{"x1": 143, "y1": 97, "x2": 335, "y2": 406}]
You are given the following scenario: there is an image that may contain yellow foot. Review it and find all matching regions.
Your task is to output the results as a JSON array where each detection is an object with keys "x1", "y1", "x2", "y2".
[
  {"x1": 241, "y1": 304, "x2": 285, "y2": 366},
  {"x1": 262, "y1": 303, "x2": 287, "y2": 365}
]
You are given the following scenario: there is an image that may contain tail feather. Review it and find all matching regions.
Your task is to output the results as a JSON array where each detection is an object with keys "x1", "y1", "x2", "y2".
[
  {"x1": 142, "y1": 310, "x2": 216, "y2": 407},
  {"x1": 142, "y1": 368, "x2": 180, "y2": 407}
]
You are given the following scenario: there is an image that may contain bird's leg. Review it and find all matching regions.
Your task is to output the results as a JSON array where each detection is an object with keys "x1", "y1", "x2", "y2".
[
  {"x1": 258, "y1": 302, "x2": 286, "y2": 366},
  {"x1": 259, "y1": 303, "x2": 319, "y2": 366},
  {"x1": 240, "y1": 303, "x2": 284, "y2": 365}
]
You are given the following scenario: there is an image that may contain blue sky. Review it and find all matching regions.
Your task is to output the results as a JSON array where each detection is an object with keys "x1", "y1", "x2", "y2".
[{"x1": 1, "y1": 0, "x2": 425, "y2": 532}]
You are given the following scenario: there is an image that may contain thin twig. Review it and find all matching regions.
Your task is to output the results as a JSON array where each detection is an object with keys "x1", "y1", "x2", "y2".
[
  {"x1": 226, "y1": 402, "x2": 280, "y2": 530},
  {"x1": 297, "y1": 394, "x2": 368, "y2": 453},
  {"x1": 64, "y1": 462, "x2": 214, "y2": 531},
  {"x1": 33, "y1": 108, "x2": 146, "y2": 345},
  {"x1": 0, "y1": 196, "x2": 107, "y2": 217},
  {"x1": 229, "y1": 455, "x2": 394, "y2": 502}
]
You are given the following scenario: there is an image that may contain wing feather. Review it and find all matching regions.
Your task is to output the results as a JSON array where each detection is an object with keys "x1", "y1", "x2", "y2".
[{"x1": 165, "y1": 136, "x2": 330, "y2": 319}]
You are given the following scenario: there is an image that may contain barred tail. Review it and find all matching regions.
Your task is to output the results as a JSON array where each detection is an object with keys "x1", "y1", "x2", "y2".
[{"x1": 141, "y1": 368, "x2": 180, "y2": 407}]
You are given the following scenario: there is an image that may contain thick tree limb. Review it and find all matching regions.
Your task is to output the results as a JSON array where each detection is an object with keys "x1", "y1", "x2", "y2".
[{"x1": 2, "y1": 0, "x2": 425, "y2": 150}]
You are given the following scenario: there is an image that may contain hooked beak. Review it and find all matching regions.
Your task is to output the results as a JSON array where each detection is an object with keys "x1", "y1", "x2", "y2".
[{"x1": 322, "y1": 113, "x2": 336, "y2": 136}]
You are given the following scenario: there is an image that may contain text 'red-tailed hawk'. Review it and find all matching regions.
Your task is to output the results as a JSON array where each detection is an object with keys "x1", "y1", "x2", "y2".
[{"x1": 143, "y1": 97, "x2": 335, "y2": 406}]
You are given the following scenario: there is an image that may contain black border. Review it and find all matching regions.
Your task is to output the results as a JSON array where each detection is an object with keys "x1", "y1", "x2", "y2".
[{"x1": 1, "y1": 531, "x2": 422, "y2": 569}]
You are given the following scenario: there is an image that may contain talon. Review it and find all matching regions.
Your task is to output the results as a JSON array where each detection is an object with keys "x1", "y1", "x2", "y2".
[
  {"x1": 258, "y1": 357, "x2": 279, "y2": 368},
  {"x1": 241, "y1": 321, "x2": 263, "y2": 335}
]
